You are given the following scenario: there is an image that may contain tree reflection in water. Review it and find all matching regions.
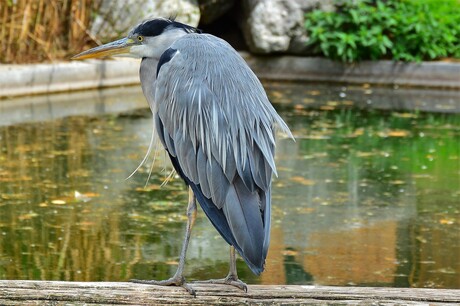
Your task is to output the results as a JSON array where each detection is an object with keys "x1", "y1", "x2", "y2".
[{"x1": 0, "y1": 83, "x2": 458, "y2": 288}]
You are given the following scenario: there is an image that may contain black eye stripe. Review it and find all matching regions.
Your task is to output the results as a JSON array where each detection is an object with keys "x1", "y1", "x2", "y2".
[
  {"x1": 134, "y1": 19, "x2": 171, "y2": 37},
  {"x1": 133, "y1": 18, "x2": 201, "y2": 37}
]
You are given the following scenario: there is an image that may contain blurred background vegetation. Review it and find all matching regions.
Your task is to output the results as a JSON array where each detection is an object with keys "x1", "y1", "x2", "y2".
[{"x1": 1, "y1": 0, "x2": 460, "y2": 63}]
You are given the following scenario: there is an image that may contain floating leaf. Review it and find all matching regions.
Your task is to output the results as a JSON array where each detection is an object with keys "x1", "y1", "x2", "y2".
[
  {"x1": 388, "y1": 130, "x2": 410, "y2": 137},
  {"x1": 128, "y1": 212, "x2": 149, "y2": 221},
  {"x1": 165, "y1": 261, "x2": 179, "y2": 265},
  {"x1": 290, "y1": 176, "x2": 315, "y2": 186},
  {"x1": 70, "y1": 170, "x2": 91, "y2": 178},
  {"x1": 15, "y1": 145, "x2": 33, "y2": 153},
  {"x1": 379, "y1": 130, "x2": 411, "y2": 137},
  {"x1": 77, "y1": 221, "x2": 96, "y2": 229},
  {"x1": 282, "y1": 249, "x2": 299, "y2": 256},
  {"x1": 2, "y1": 193, "x2": 28, "y2": 200},
  {"x1": 392, "y1": 113, "x2": 418, "y2": 118},
  {"x1": 416, "y1": 236, "x2": 427, "y2": 243},
  {"x1": 294, "y1": 104, "x2": 305, "y2": 111},
  {"x1": 435, "y1": 267, "x2": 456, "y2": 274},
  {"x1": 74, "y1": 191, "x2": 98, "y2": 202},
  {"x1": 302, "y1": 98, "x2": 315, "y2": 104},
  {"x1": 327, "y1": 101, "x2": 339, "y2": 106},
  {"x1": 50, "y1": 150, "x2": 75, "y2": 156},
  {"x1": 303, "y1": 134, "x2": 331, "y2": 140},
  {"x1": 352, "y1": 128, "x2": 364, "y2": 137},
  {"x1": 296, "y1": 207, "x2": 315, "y2": 214},
  {"x1": 270, "y1": 91, "x2": 283, "y2": 99},
  {"x1": 439, "y1": 218, "x2": 455, "y2": 225},
  {"x1": 356, "y1": 151, "x2": 375, "y2": 157},
  {"x1": 136, "y1": 184, "x2": 162, "y2": 192},
  {"x1": 18, "y1": 212, "x2": 38, "y2": 220}
]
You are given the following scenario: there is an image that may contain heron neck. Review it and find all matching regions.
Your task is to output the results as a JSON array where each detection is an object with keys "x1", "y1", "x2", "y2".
[{"x1": 140, "y1": 57, "x2": 158, "y2": 112}]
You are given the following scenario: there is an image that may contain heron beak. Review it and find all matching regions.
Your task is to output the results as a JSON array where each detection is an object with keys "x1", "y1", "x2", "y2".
[{"x1": 71, "y1": 37, "x2": 134, "y2": 60}]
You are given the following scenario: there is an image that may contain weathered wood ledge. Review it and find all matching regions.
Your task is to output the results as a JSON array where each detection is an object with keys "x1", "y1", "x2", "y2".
[{"x1": 0, "y1": 280, "x2": 459, "y2": 305}]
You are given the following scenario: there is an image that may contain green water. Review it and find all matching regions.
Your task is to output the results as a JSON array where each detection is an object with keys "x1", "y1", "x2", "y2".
[{"x1": 0, "y1": 83, "x2": 459, "y2": 288}]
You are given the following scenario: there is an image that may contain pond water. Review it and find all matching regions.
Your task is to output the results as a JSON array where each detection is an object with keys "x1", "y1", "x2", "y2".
[{"x1": 0, "y1": 82, "x2": 459, "y2": 289}]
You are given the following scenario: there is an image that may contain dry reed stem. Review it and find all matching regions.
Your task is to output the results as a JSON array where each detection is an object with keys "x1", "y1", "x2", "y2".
[{"x1": 0, "y1": 0, "x2": 103, "y2": 63}]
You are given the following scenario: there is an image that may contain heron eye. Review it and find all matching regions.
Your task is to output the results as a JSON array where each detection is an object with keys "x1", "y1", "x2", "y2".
[{"x1": 137, "y1": 35, "x2": 144, "y2": 42}]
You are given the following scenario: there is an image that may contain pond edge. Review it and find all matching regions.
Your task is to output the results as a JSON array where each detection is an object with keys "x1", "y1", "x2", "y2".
[{"x1": 1, "y1": 54, "x2": 459, "y2": 98}]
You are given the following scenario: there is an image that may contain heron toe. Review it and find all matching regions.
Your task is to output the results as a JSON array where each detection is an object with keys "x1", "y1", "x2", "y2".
[
  {"x1": 131, "y1": 276, "x2": 196, "y2": 296},
  {"x1": 194, "y1": 274, "x2": 248, "y2": 292}
]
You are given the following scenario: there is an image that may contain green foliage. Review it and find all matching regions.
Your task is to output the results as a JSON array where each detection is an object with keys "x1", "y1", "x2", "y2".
[{"x1": 304, "y1": 0, "x2": 460, "y2": 62}]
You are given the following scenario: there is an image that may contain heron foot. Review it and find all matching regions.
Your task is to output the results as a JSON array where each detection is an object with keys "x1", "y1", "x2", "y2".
[
  {"x1": 194, "y1": 274, "x2": 248, "y2": 292},
  {"x1": 130, "y1": 276, "x2": 196, "y2": 296}
]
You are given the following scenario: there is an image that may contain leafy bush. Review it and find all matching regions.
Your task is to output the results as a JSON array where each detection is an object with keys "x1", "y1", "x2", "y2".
[{"x1": 304, "y1": 0, "x2": 460, "y2": 62}]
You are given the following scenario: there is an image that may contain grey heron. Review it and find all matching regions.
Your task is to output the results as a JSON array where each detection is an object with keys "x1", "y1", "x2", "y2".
[{"x1": 73, "y1": 17, "x2": 292, "y2": 295}]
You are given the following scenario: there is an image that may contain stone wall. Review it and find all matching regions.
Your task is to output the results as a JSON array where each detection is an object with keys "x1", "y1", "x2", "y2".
[
  {"x1": 92, "y1": 0, "x2": 334, "y2": 54},
  {"x1": 239, "y1": 0, "x2": 333, "y2": 54}
]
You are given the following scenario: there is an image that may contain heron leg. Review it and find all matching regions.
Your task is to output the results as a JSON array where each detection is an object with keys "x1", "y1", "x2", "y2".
[
  {"x1": 131, "y1": 187, "x2": 197, "y2": 295},
  {"x1": 194, "y1": 246, "x2": 248, "y2": 292}
]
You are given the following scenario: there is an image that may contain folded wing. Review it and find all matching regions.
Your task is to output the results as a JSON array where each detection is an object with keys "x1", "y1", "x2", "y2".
[{"x1": 153, "y1": 34, "x2": 291, "y2": 274}]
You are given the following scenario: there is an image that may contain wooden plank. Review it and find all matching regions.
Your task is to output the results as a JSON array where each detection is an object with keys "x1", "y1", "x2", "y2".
[{"x1": 0, "y1": 281, "x2": 459, "y2": 305}]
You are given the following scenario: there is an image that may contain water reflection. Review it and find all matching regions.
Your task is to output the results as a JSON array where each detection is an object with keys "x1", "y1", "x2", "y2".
[{"x1": 0, "y1": 83, "x2": 459, "y2": 289}]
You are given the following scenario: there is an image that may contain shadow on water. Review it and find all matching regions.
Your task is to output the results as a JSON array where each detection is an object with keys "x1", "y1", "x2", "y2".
[{"x1": 0, "y1": 82, "x2": 459, "y2": 288}]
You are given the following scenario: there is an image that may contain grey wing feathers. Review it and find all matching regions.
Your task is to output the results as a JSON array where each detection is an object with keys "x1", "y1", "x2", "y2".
[{"x1": 153, "y1": 34, "x2": 290, "y2": 273}]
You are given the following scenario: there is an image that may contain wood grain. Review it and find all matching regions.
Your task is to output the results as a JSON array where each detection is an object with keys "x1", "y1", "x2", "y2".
[{"x1": 0, "y1": 281, "x2": 459, "y2": 305}]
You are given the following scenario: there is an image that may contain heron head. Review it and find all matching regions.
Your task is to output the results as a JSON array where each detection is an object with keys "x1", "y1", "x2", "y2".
[{"x1": 72, "y1": 17, "x2": 200, "y2": 60}]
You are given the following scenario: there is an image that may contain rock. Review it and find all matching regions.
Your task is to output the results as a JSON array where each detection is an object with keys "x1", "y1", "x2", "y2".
[
  {"x1": 240, "y1": 0, "x2": 334, "y2": 54},
  {"x1": 198, "y1": 0, "x2": 236, "y2": 24},
  {"x1": 91, "y1": 0, "x2": 200, "y2": 41}
]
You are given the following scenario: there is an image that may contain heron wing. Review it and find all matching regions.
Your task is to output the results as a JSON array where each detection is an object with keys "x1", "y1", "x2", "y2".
[{"x1": 153, "y1": 34, "x2": 291, "y2": 274}]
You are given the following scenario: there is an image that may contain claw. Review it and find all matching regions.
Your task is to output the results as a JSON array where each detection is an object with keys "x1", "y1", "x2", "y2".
[
  {"x1": 194, "y1": 274, "x2": 248, "y2": 292},
  {"x1": 225, "y1": 275, "x2": 248, "y2": 292},
  {"x1": 131, "y1": 277, "x2": 196, "y2": 296}
]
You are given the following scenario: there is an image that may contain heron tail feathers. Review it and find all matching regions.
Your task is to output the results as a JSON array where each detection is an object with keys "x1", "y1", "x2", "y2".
[{"x1": 223, "y1": 177, "x2": 266, "y2": 275}]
